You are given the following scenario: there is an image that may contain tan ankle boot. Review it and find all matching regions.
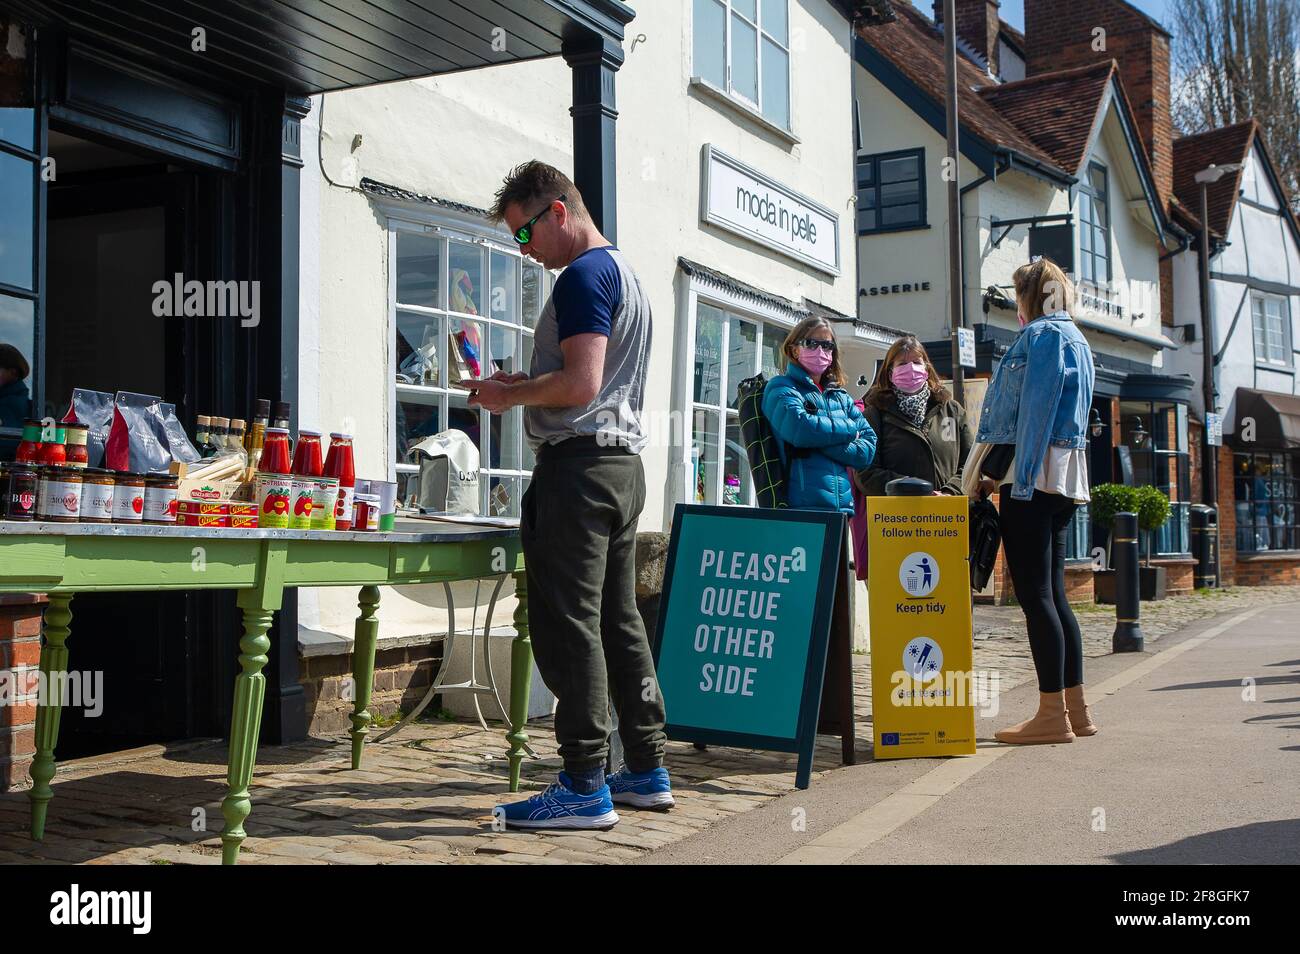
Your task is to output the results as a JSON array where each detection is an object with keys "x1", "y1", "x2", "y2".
[
  {"x1": 1064, "y1": 684, "x2": 1097, "y2": 736},
  {"x1": 994, "y1": 691, "x2": 1075, "y2": 745}
]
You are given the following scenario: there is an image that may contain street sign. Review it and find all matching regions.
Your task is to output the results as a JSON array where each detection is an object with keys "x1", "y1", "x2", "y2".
[
  {"x1": 651, "y1": 504, "x2": 845, "y2": 788},
  {"x1": 1206, "y1": 412, "x2": 1223, "y2": 447},
  {"x1": 867, "y1": 494, "x2": 976, "y2": 758},
  {"x1": 957, "y1": 327, "x2": 976, "y2": 368}
]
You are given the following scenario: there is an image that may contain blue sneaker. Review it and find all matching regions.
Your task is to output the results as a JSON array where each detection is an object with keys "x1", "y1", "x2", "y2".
[
  {"x1": 495, "y1": 773, "x2": 620, "y2": 830},
  {"x1": 606, "y1": 766, "x2": 675, "y2": 810}
]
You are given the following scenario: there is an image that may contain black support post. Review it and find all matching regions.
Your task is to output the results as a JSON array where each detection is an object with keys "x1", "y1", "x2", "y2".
[
  {"x1": 1111, "y1": 512, "x2": 1144, "y2": 653},
  {"x1": 563, "y1": 36, "x2": 622, "y2": 243}
]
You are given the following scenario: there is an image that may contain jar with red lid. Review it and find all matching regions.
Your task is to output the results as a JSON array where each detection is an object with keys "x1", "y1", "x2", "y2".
[
  {"x1": 291, "y1": 430, "x2": 323, "y2": 478},
  {"x1": 260, "y1": 427, "x2": 291, "y2": 475},
  {"x1": 323, "y1": 433, "x2": 355, "y2": 530}
]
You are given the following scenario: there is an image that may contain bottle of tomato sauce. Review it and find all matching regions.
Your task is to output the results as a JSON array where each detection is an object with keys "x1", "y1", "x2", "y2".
[{"x1": 323, "y1": 433, "x2": 355, "y2": 530}]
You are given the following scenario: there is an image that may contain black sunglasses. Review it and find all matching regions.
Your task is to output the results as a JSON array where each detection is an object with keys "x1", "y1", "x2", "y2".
[
  {"x1": 798, "y1": 338, "x2": 836, "y2": 352},
  {"x1": 513, "y1": 194, "x2": 565, "y2": 245}
]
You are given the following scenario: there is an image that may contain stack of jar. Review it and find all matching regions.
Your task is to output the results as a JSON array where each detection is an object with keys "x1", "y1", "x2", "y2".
[
  {"x1": 255, "y1": 428, "x2": 358, "y2": 530},
  {"x1": 3, "y1": 419, "x2": 179, "y2": 525}
]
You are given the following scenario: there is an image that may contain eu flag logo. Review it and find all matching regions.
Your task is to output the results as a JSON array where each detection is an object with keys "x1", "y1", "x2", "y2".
[{"x1": 882, "y1": 733, "x2": 899, "y2": 746}]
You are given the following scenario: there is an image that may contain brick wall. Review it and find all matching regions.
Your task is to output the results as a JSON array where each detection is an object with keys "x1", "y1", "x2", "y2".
[
  {"x1": 299, "y1": 642, "x2": 444, "y2": 736},
  {"x1": 938, "y1": 0, "x2": 1002, "y2": 74},
  {"x1": 1023, "y1": 0, "x2": 1172, "y2": 204},
  {"x1": 1218, "y1": 444, "x2": 1238, "y2": 585},
  {"x1": 0, "y1": 594, "x2": 46, "y2": 793}
]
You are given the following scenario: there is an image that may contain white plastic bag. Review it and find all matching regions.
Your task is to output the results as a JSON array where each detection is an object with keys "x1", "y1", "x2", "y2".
[{"x1": 407, "y1": 429, "x2": 480, "y2": 514}]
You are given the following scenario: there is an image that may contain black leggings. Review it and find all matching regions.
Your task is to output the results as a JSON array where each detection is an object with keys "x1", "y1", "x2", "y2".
[{"x1": 999, "y1": 488, "x2": 1084, "y2": 693}]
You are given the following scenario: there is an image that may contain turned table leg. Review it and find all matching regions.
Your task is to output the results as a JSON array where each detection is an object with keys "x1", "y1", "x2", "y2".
[
  {"x1": 28, "y1": 593, "x2": 72, "y2": 841},
  {"x1": 221, "y1": 602, "x2": 273, "y2": 865},
  {"x1": 506, "y1": 569, "x2": 533, "y2": 792},
  {"x1": 349, "y1": 585, "x2": 381, "y2": 770}
]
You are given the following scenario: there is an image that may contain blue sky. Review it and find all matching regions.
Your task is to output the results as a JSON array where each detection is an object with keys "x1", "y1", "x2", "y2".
[{"x1": 997, "y1": 0, "x2": 1170, "y2": 33}]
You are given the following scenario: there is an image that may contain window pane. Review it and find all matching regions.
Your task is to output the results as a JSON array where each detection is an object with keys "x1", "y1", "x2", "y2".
[
  {"x1": 761, "y1": 40, "x2": 790, "y2": 129},
  {"x1": 880, "y1": 180, "x2": 919, "y2": 205},
  {"x1": 489, "y1": 250, "x2": 518, "y2": 326},
  {"x1": 0, "y1": 294, "x2": 33, "y2": 431},
  {"x1": 0, "y1": 152, "x2": 34, "y2": 290},
  {"x1": 448, "y1": 389, "x2": 484, "y2": 473},
  {"x1": 692, "y1": 408, "x2": 721, "y2": 504},
  {"x1": 0, "y1": 108, "x2": 34, "y2": 151},
  {"x1": 396, "y1": 310, "x2": 442, "y2": 387},
  {"x1": 395, "y1": 231, "x2": 441, "y2": 307},
  {"x1": 879, "y1": 156, "x2": 918, "y2": 183},
  {"x1": 1089, "y1": 165, "x2": 1106, "y2": 196},
  {"x1": 695, "y1": 304, "x2": 724, "y2": 405},
  {"x1": 727, "y1": 315, "x2": 758, "y2": 409},
  {"x1": 731, "y1": 15, "x2": 759, "y2": 103},
  {"x1": 760, "y1": 323, "x2": 784, "y2": 379},
  {"x1": 857, "y1": 158, "x2": 874, "y2": 187},
  {"x1": 489, "y1": 475, "x2": 521, "y2": 518},
  {"x1": 487, "y1": 321, "x2": 518, "y2": 377},
  {"x1": 447, "y1": 316, "x2": 485, "y2": 385},
  {"x1": 448, "y1": 240, "x2": 483, "y2": 316},
  {"x1": 396, "y1": 397, "x2": 443, "y2": 462},
  {"x1": 693, "y1": 0, "x2": 726, "y2": 87},
  {"x1": 733, "y1": 0, "x2": 758, "y2": 20},
  {"x1": 522, "y1": 262, "x2": 544, "y2": 328},
  {"x1": 724, "y1": 416, "x2": 752, "y2": 505},
  {"x1": 880, "y1": 204, "x2": 919, "y2": 226},
  {"x1": 857, "y1": 209, "x2": 877, "y2": 232},
  {"x1": 762, "y1": 0, "x2": 788, "y2": 44},
  {"x1": 494, "y1": 408, "x2": 523, "y2": 471}
]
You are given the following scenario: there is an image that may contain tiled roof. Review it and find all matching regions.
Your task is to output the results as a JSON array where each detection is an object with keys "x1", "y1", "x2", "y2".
[
  {"x1": 359, "y1": 177, "x2": 492, "y2": 219},
  {"x1": 1171, "y1": 120, "x2": 1256, "y2": 238},
  {"x1": 856, "y1": 3, "x2": 1069, "y2": 178},
  {"x1": 977, "y1": 61, "x2": 1116, "y2": 175}
]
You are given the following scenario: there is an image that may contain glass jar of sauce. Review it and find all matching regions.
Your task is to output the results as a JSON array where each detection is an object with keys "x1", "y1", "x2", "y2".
[
  {"x1": 291, "y1": 429, "x2": 323, "y2": 478},
  {"x1": 324, "y1": 433, "x2": 355, "y2": 531},
  {"x1": 39, "y1": 425, "x2": 67, "y2": 466},
  {"x1": 6, "y1": 465, "x2": 38, "y2": 521},
  {"x1": 63, "y1": 422, "x2": 90, "y2": 469},
  {"x1": 39, "y1": 466, "x2": 82, "y2": 522},
  {"x1": 16, "y1": 420, "x2": 42, "y2": 465},
  {"x1": 261, "y1": 427, "x2": 291, "y2": 475},
  {"x1": 144, "y1": 475, "x2": 179, "y2": 524},
  {"x1": 112, "y1": 473, "x2": 146, "y2": 523},
  {"x1": 80, "y1": 469, "x2": 116, "y2": 524}
]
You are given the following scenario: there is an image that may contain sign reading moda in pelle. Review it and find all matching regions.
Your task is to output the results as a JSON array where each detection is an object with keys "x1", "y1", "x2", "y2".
[
  {"x1": 652, "y1": 505, "x2": 843, "y2": 789},
  {"x1": 867, "y1": 494, "x2": 976, "y2": 758}
]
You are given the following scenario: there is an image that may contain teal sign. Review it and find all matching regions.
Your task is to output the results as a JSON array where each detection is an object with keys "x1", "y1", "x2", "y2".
[{"x1": 652, "y1": 504, "x2": 843, "y2": 788}]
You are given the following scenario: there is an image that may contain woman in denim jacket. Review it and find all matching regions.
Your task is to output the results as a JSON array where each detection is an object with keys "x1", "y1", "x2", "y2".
[{"x1": 969, "y1": 258, "x2": 1097, "y2": 745}]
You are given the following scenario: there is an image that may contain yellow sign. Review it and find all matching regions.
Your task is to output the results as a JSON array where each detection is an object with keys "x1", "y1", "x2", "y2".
[{"x1": 867, "y1": 494, "x2": 976, "y2": 758}]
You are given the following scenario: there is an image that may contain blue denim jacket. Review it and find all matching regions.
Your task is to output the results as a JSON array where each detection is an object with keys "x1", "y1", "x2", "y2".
[{"x1": 975, "y1": 312, "x2": 1095, "y2": 500}]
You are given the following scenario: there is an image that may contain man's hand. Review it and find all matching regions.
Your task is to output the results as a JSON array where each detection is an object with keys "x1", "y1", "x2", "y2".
[
  {"x1": 973, "y1": 477, "x2": 997, "y2": 500},
  {"x1": 489, "y1": 370, "x2": 530, "y2": 384},
  {"x1": 468, "y1": 379, "x2": 516, "y2": 415}
]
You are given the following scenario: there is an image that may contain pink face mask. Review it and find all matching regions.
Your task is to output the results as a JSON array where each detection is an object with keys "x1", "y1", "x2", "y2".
[
  {"x1": 891, "y1": 362, "x2": 929, "y2": 394},
  {"x1": 1017, "y1": 313, "x2": 1027, "y2": 328},
  {"x1": 797, "y1": 347, "x2": 834, "y2": 377}
]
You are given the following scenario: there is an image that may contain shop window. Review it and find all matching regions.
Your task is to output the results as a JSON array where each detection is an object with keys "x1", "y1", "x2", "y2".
[
  {"x1": 856, "y1": 149, "x2": 925, "y2": 234},
  {"x1": 1119, "y1": 400, "x2": 1191, "y2": 556},
  {"x1": 691, "y1": 304, "x2": 786, "y2": 506},
  {"x1": 0, "y1": 89, "x2": 38, "y2": 445},
  {"x1": 1064, "y1": 503, "x2": 1091, "y2": 561},
  {"x1": 693, "y1": 0, "x2": 791, "y2": 130},
  {"x1": 1077, "y1": 163, "x2": 1110, "y2": 286},
  {"x1": 1251, "y1": 294, "x2": 1290, "y2": 366},
  {"x1": 390, "y1": 220, "x2": 548, "y2": 517},
  {"x1": 1234, "y1": 452, "x2": 1298, "y2": 552}
]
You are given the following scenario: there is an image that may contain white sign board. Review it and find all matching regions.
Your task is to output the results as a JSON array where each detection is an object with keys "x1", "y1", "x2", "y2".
[
  {"x1": 1206, "y1": 412, "x2": 1223, "y2": 447},
  {"x1": 701, "y1": 145, "x2": 840, "y2": 276},
  {"x1": 957, "y1": 327, "x2": 976, "y2": 369}
]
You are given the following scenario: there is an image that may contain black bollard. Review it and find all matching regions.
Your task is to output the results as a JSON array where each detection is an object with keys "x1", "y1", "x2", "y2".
[
  {"x1": 886, "y1": 476, "x2": 933, "y2": 496},
  {"x1": 1112, "y1": 511, "x2": 1144, "y2": 652}
]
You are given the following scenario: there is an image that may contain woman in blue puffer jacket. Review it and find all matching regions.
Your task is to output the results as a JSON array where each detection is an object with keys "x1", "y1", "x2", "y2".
[{"x1": 762, "y1": 317, "x2": 876, "y2": 513}]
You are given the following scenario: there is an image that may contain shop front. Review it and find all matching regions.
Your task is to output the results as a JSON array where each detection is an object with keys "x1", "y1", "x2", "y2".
[{"x1": 0, "y1": 0, "x2": 636, "y2": 788}]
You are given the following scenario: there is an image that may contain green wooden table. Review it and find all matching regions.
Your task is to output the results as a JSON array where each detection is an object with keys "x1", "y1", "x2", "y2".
[{"x1": 0, "y1": 519, "x2": 535, "y2": 864}]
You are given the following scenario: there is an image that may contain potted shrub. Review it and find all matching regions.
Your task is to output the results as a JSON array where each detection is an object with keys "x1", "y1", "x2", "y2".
[
  {"x1": 1090, "y1": 484, "x2": 1138, "y2": 603},
  {"x1": 1135, "y1": 485, "x2": 1172, "y2": 600}
]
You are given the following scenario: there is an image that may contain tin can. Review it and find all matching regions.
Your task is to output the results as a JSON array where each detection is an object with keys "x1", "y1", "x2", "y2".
[
  {"x1": 178, "y1": 501, "x2": 230, "y2": 528},
  {"x1": 353, "y1": 492, "x2": 381, "y2": 532},
  {"x1": 112, "y1": 473, "x2": 146, "y2": 523},
  {"x1": 255, "y1": 473, "x2": 293, "y2": 529},
  {"x1": 289, "y1": 476, "x2": 316, "y2": 530},
  {"x1": 309, "y1": 476, "x2": 340, "y2": 530},
  {"x1": 143, "y1": 475, "x2": 179, "y2": 525},
  {"x1": 39, "y1": 466, "x2": 83, "y2": 522},
  {"x1": 80, "y1": 469, "x2": 116, "y2": 524},
  {"x1": 229, "y1": 502, "x2": 258, "y2": 529},
  {"x1": 6, "y1": 466, "x2": 38, "y2": 521}
]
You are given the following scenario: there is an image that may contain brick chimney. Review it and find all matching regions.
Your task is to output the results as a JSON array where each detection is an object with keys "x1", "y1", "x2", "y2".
[
  {"x1": 933, "y1": 0, "x2": 1002, "y2": 76},
  {"x1": 1023, "y1": 0, "x2": 1173, "y2": 206}
]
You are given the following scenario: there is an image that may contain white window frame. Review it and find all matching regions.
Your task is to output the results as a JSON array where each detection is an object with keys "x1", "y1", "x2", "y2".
[
  {"x1": 1251, "y1": 293, "x2": 1291, "y2": 367},
  {"x1": 381, "y1": 206, "x2": 551, "y2": 517},
  {"x1": 692, "y1": 0, "x2": 792, "y2": 131},
  {"x1": 1077, "y1": 162, "x2": 1111, "y2": 286},
  {"x1": 669, "y1": 267, "x2": 799, "y2": 527}
]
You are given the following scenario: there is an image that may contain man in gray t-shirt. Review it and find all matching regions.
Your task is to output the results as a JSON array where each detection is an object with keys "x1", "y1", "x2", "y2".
[{"x1": 471, "y1": 161, "x2": 669, "y2": 830}]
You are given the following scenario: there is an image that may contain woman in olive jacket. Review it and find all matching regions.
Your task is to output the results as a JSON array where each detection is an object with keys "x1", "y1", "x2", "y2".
[{"x1": 854, "y1": 336, "x2": 971, "y2": 497}]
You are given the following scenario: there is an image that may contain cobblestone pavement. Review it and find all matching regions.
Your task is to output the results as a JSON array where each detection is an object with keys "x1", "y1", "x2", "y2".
[{"x1": 1, "y1": 586, "x2": 1296, "y2": 865}]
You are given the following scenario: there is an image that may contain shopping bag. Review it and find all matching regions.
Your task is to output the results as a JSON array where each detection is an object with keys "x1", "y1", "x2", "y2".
[
  {"x1": 62, "y1": 388, "x2": 114, "y2": 469},
  {"x1": 407, "y1": 429, "x2": 480, "y2": 514},
  {"x1": 103, "y1": 391, "x2": 200, "y2": 474}
]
